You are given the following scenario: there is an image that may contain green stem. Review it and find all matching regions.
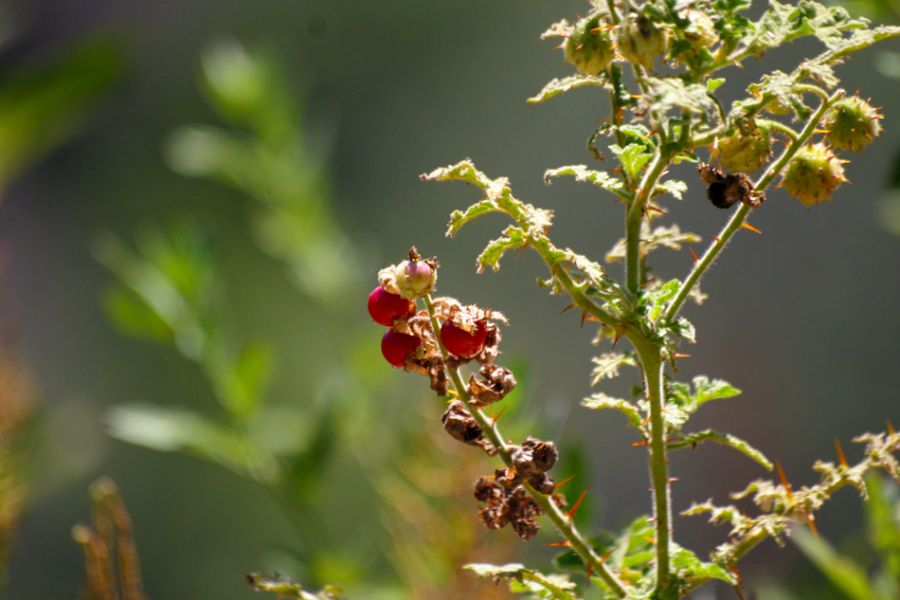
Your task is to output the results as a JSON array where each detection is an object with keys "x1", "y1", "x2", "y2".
[
  {"x1": 663, "y1": 91, "x2": 842, "y2": 321},
  {"x1": 423, "y1": 295, "x2": 629, "y2": 598},
  {"x1": 757, "y1": 118, "x2": 800, "y2": 142},
  {"x1": 626, "y1": 151, "x2": 668, "y2": 293},
  {"x1": 635, "y1": 342, "x2": 671, "y2": 591}
]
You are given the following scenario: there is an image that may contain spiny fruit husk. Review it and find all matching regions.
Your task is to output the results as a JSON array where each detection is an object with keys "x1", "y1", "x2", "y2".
[
  {"x1": 717, "y1": 120, "x2": 772, "y2": 173},
  {"x1": 565, "y1": 15, "x2": 615, "y2": 75},
  {"x1": 780, "y1": 143, "x2": 847, "y2": 207},
  {"x1": 683, "y1": 9, "x2": 717, "y2": 49},
  {"x1": 824, "y1": 96, "x2": 882, "y2": 153},
  {"x1": 614, "y1": 13, "x2": 668, "y2": 70}
]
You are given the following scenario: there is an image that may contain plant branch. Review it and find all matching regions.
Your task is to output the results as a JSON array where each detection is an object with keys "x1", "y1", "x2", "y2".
[
  {"x1": 423, "y1": 295, "x2": 629, "y2": 598},
  {"x1": 634, "y1": 342, "x2": 672, "y2": 591},
  {"x1": 663, "y1": 91, "x2": 841, "y2": 321},
  {"x1": 626, "y1": 151, "x2": 668, "y2": 293}
]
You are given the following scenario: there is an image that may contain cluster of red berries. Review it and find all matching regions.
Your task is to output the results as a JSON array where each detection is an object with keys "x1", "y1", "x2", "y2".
[
  {"x1": 369, "y1": 285, "x2": 494, "y2": 367},
  {"x1": 368, "y1": 250, "x2": 497, "y2": 370},
  {"x1": 368, "y1": 285, "x2": 418, "y2": 366}
]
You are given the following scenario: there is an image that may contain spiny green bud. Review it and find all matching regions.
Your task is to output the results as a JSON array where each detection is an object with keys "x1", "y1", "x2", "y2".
[
  {"x1": 614, "y1": 13, "x2": 668, "y2": 70},
  {"x1": 780, "y1": 143, "x2": 847, "y2": 207},
  {"x1": 823, "y1": 96, "x2": 882, "y2": 153},
  {"x1": 717, "y1": 120, "x2": 772, "y2": 173},
  {"x1": 565, "y1": 15, "x2": 615, "y2": 75},
  {"x1": 683, "y1": 10, "x2": 718, "y2": 49}
]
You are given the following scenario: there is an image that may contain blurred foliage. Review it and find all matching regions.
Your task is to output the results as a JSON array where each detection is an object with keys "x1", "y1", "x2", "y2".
[
  {"x1": 163, "y1": 39, "x2": 356, "y2": 303},
  {"x1": 71, "y1": 477, "x2": 147, "y2": 600},
  {"x1": 0, "y1": 353, "x2": 34, "y2": 586},
  {"x1": 97, "y1": 38, "x2": 516, "y2": 597},
  {"x1": 0, "y1": 37, "x2": 123, "y2": 192},
  {"x1": 0, "y1": 13, "x2": 122, "y2": 593}
]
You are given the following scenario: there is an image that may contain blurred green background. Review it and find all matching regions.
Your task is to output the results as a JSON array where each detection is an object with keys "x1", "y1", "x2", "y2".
[{"x1": 0, "y1": 0, "x2": 897, "y2": 598}]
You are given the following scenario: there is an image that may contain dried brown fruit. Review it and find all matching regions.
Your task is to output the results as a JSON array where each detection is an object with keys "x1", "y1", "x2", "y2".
[{"x1": 698, "y1": 163, "x2": 764, "y2": 209}]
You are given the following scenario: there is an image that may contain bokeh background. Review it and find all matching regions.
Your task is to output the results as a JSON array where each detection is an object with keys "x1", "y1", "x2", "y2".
[{"x1": 0, "y1": 0, "x2": 898, "y2": 598}]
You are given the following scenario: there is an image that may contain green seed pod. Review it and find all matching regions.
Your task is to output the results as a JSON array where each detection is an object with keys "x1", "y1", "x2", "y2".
[
  {"x1": 824, "y1": 96, "x2": 882, "y2": 152},
  {"x1": 614, "y1": 13, "x2": 668, "y2": 70},
  {"x1": 780, "y1": 143, "x2": 847, "y2": 207},
  {"x1": 564, "y1": 15, "x2": 615, "y2": 75},
  {"x1": 717, "y1": 120, "x2": 772, "y2": 173}
]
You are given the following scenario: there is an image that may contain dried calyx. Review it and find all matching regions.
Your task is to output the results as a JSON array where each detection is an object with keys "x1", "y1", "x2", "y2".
[
  {"x1": 473, "y1": 437, "x2": 562, "y2": 540},
  {"x1": 441, "y1": 400, "x2": 496, "y2": 455}
]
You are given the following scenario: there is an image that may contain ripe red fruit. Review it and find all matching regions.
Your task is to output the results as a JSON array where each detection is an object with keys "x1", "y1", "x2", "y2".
[
  {"x1": 440, "y1": 320, "x2": 488, "y2": 358},
  {"x1": 381, "y1": 331, "x2": 421, "y2": 367},
  {"x1": 368, "y1": 286, "x2": 414, "y2": 326}
]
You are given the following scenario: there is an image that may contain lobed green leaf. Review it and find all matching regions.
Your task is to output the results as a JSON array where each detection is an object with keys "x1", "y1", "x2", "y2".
[
  {"x1": 544, "y1": 165, "x2": 629, "y2": 201},
  {"x1": 528, "y1": 74, "x2": 611, "y2": 104}
]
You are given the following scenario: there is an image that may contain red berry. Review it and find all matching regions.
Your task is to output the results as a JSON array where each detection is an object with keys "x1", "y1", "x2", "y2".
[
  {"x1": 440, "y1": 320, "x2": 488, "y2": 358},
  {"x1": 381, "y1": 331, "x2": 421, "y2": 367},
  {"x1": 368, "y1": 286, "x2": 414, "y2": 326}
]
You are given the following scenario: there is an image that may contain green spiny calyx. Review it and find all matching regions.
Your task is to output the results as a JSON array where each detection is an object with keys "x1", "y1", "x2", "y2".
[
  {"x1": 615, "y1": 13, "x2": 668, "y2": 70},
  {"x1": 717, "y1": 120, "x2": 772, "y2": 173},
  {"x1": 780, "y1": 143, "x2": 847, "y2": 207},
  {"x1": 564, "y1": 15, "x2": 615, "y2": 75},
  {"x1": 824, "y1": 96, "x2": 882, "y2": 152}
]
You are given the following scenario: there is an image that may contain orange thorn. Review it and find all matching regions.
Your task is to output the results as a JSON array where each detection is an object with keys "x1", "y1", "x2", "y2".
[
  {"x1": 776, "y1": 461, "x2": 794, "y2": 501},
  {"x1": 568, "y1": 489, "x2": 589, "y2": 520},
  {"x1": 632, "y1": 439, "x2": 650, "y2": 447},
  {"x1": 641, "y1": 416, "x2": 652, "y2": 426},
  {"x1": 807, "y1": 513, "x2": 819, "y2": 538},
  {"x1": 888, "y1": 420, "x2": 896, "y2": 436},
  {"x1": 554, "y1": 474, "x2": 577, "y2": 492},
  {"x1": 612, "y1": 328, "x2": 624, "y2": 348},
  {"x1": 560, "y1": 303, "x2": 576, "y2": 314},
  {"x1": 712, "y1": 235, "x2": 721, "y2": 242},
  {"x1": 673, "y1": 353, "x2": 691, "y2": 359},
  {"x1": 741, "y1": 222, "x2": 763, "y2": 235},
  {"x1": 586, "y1": 562, "x2": 593, "y2": 579},
  {"x1": 580, "y1": 310, "x2": 588, "y2": 328},
  {"x1": 688, "y1": 246, "x2": 699, "y2": 262},
  {"x1": 545, "y1": 540, "x2": 572, "y2": 547},
  {"x1": 491, "y1": 405, "x2": 508, "y2": 425},
  {"x1": 833, "y1": 437, "x2": 848, "y2": 468},
  {"x1": 669, "y1": 477, "x2": 680, "y2": 483}
]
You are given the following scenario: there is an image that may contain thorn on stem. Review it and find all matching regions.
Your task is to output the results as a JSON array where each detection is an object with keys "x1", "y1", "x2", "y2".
[
  {"x1": 775, "y1": 461, "x2": 794, "y2": 501},
  {"x1": 554, "y1": 474, "x2": 576, "y2": 492},
  {"x1": 688, "y1": 246, "x2": 699, "y2": 262},
  {"x1": 833, "y1": 437, "x2": 848, "y2": 468},
  {"x1": 568, "y1": 489, "x2": 589, "y2": 520},
  {"x1": 740, "y1": 222, "x2": 763, "y2": 235}
]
